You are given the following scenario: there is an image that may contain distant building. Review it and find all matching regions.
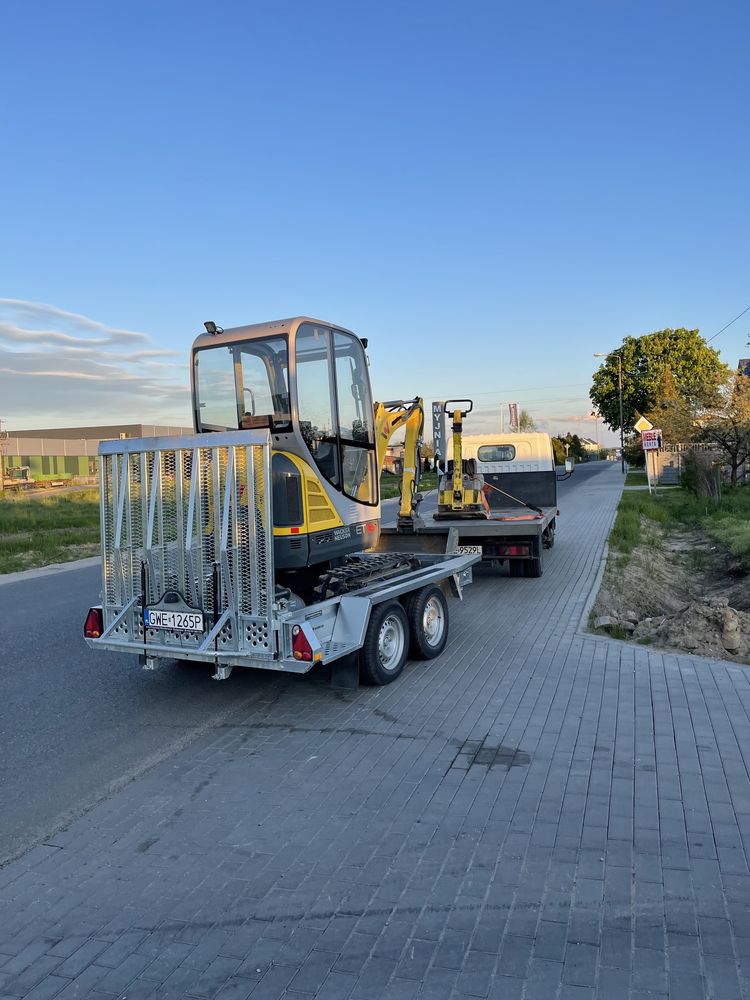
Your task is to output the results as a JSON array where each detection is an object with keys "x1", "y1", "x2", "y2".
[
  {"x1": 2, "y1": 424, "x2": 191, "y2": 484},
  {"x1": 580, "y1": 437, "x2": 600, "y2": 454},
  {"x1": 738, "y1": 359, "x2": 750, "y2": 377},
  {"x1": 8, "y1": 423, "x2": 191, "y2": 441},
  {"x1": 383, "y1": 444, "x2": 404, "y2": 474}
]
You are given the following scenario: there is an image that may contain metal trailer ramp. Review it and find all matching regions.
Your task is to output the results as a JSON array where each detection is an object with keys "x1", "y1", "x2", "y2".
[{"x1": 96, "y1": 430, "x2": 275, "y2": 670}]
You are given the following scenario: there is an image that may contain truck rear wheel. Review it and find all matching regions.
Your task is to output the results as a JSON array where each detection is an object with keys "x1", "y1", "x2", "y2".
[
  {"x1": 509, "y1": 561, "x2": 524, "y2": 578},
  {"x1": 543, "y1": 519, "x2": 556, "y2": 549},
  {"x1": 404, "y1": 585, "x2": 449, "y2": 659},
  {"x1": 359, "y1": 602, "x2": 409, "y2": 685},
  {"x1": 524, "y1": 553, "x2": 543, "y2": 577}
]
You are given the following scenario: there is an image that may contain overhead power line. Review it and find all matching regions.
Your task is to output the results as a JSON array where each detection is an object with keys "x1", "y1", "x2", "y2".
[
  {"x1": 413, "y1": 382, "x2": 590, "y2": 398},
  {"x1": 706, "y1": 304, "x2": 750, "y2": 344}
]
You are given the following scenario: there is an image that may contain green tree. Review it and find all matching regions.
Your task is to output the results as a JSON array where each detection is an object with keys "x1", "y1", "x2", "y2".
[
  {"x1": 590, "y1": 328, "x2": 729, "y2": 433},
  {"x1": 551, "y1": 437, "x2": 566, "y2": 466},
  {"x1": 696, "y1": 371, "x2": 750, "y2": 485},
  {"x1": 552, "y1": 433, "x2": 588, "y2": 463},
  {"x1": 568, "y1": 433, "x2": 587, "y2": 462},
  {"x1": 644, "y1": 370, "x2": 698, "y2": 444},
  {"x1": 518, "y1": 409, "x2": 537, "y2": 432}
]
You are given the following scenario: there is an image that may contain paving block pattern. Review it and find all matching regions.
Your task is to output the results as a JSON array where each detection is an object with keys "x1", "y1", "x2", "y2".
[{"x1": 2, "y1": 466, "x2": 750, "y2": 999}]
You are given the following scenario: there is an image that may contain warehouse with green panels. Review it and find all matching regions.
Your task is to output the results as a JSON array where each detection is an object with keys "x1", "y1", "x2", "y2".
[{"x1": 1, "y1": 424, "x2": 191, "y2": 484}]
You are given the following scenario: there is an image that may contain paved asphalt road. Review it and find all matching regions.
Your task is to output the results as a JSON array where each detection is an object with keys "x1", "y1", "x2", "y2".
[{"x1": 0, "y1": 460, "x2": 615, "y2": 865}]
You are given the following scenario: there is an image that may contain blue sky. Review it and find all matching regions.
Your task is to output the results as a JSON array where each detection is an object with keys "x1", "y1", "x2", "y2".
[{"x1": 1, "y1": 0, "x2": 748, "y2": 443}]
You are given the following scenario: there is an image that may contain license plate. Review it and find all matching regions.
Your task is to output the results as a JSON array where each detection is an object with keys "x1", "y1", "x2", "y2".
[
  {"x1": 455, "y1": 545, "x2": 483, "y2": 555},
  {"x1": 144, "y1": 609, "x2": 205, "y2": 632}
]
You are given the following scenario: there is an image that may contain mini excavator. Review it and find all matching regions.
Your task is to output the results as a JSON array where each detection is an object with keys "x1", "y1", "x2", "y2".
[{"x1": 191, "y1": 317, "x2": 426, "y2": 601}]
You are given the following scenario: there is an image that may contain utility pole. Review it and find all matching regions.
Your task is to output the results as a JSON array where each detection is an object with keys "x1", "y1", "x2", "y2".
[{"x1": 0, "y1": 418, "x2": 7, "y2": 494}]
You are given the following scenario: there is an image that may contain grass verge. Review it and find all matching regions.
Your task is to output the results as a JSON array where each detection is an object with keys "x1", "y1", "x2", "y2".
[
  {"x1": 0, "y1": 489, "x2": 100, "y2": 574},
  {"x1": 608, "y1": 484, "x2": 750, "y2": 566},
  {"x1": 624, "y1": 470, "x2": 648, "y2": 486},
  {"x1": 381, "y1": 470, "x2": 439, "y2": 501}
]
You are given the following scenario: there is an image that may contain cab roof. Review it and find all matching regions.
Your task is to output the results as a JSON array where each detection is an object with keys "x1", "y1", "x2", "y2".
[{"x1": 191, "y1": 316, "x2": 358, "y2": 352}]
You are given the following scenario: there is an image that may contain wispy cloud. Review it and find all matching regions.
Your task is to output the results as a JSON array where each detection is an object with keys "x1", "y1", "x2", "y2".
[
  {"x1": 0, "y1": 299, "x2": 190, "y2": 429},
  {"x1": 0, "y1": 298, "x2": 151, "y2": 343}
]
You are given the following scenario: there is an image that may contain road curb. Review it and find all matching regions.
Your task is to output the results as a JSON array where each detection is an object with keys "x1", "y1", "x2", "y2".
[{"x1": 0, "y1": 555, "x2": 101, "y2": 587}]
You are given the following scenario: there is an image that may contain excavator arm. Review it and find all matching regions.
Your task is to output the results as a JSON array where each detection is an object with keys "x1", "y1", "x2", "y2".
[{"x1": 374, "y1": 397, "x2": 425, "y2": 531}]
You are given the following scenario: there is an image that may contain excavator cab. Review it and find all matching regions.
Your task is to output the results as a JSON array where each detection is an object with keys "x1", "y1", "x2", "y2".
[{"x1": 191, "y1": 318, "x2": 380, "y2": 571}]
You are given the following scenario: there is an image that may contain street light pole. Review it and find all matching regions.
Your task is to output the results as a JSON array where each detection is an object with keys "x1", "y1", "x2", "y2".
[{"x1": 617, "y1": 353, "x2": 625, "y2": 474}]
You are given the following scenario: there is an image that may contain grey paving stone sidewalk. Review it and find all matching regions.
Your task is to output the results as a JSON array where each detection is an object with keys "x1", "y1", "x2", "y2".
[{"x1": 2, "y1": 465, "x2": 750, "y2": 999}]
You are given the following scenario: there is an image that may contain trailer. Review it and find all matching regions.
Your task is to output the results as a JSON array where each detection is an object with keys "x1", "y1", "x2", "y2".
[{"x1": 83, "y1": 430, "x2": 479, "y2": 686}]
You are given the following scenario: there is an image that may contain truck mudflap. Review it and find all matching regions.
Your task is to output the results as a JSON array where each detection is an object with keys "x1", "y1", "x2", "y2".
[{"x1": 87, "y1": 430, "x2": 276, "y2": 665}]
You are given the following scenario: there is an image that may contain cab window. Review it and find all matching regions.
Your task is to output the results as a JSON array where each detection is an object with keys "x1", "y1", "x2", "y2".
[
  {"x1": 194, "y1": 337, "x2": 290, "y2": 432},
  {"x1": 334, "y1": 331, "x2": 376, "y2": 503},
  {"x1": 477, "y1": 444, "x2": 516, "y2": 462},
  {"x1": 295, "y1": 325, "x2": 339, "y2": 487},
  {"x1": 194, "y1": 346, "x2": 237, "y2": 431},
  {"x1": 295, "y1": 324, "x2": 377, "y2": 505}
]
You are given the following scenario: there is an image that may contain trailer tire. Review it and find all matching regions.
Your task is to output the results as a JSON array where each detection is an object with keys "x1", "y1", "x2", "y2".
[
  {"x1": 404, "y1": 585, "x2": 449, "y2": 660},
  {"x1": 359, "y1": 601, "x2": 409, "y2": 685}
]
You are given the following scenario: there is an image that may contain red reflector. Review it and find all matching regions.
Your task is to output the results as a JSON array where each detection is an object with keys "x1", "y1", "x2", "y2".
[
  {"x1": 84, "y1": 607, "x2": 103, "y2": 639},
  {"x1": 498, "y1": 544, "x2": 529, "y2": 557},
  {"x1": 290, "y1": 527, "x2": 300, "y2": 534},
  {"x1": 292, "y1": 625, "x2": 313, "y2": 662},
  {"x1": 366, "y1": 522, "x2": 376, "y2": 532}
]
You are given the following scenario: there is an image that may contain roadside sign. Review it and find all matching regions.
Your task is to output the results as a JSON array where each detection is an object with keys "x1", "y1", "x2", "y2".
[
  {"x1": 431, "y1": 401, "x2": 446, "y2": 468},
  {"x1": 508, "y1": 402, "x2": 519, "y2": 432},
  {"x1": 641, "y1": 429, "x2": 662, "y2": 450},
  {"x1": 634, "y1": 415, "x2": 653, "y2": 432}
]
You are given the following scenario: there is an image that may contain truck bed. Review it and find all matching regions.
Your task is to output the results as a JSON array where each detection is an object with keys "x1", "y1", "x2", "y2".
[
  {"x1": 381, "y1": 505, "x2": 556, "y2": 539},
  {"x1": 379, "y1": 505, "x2": 557, "y2": 576}
]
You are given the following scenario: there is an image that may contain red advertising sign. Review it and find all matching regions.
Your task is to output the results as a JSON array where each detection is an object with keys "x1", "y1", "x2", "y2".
[{"x1": 641, "y1": 429, "x2": 663, "y2": 450}]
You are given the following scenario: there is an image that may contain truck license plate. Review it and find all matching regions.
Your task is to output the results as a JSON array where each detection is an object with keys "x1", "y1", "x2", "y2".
[
  {"x1": 144, "y1": 609, "x2": 205, "y2": 632},
  {"x1": 455, "y1": 545, "x2": 482, "y2": 555}
]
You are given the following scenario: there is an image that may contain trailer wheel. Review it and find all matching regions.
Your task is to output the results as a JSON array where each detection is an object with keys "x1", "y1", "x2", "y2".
[
  {"x1": 359, "y1": 602, "x2": 409, "y2": 685},
  {"x1": 404, "y1": 585, "x2": 449, "y2": 659}
]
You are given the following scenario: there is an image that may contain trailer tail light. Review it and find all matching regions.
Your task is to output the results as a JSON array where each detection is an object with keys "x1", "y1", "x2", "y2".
[
  {"x1": 292, "y1": 625, "x2": 313, "y2": 662},
  {"x1": 84, "y1": 607, "x2": 104, "y2": 639}
]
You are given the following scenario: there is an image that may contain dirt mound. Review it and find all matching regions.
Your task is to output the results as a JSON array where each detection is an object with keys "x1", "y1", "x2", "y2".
[
  {"x1": 590, "y1": 519, "x2": 750, "y2": 663},
  {"x1": 634, "y1": 599, "x2": 750, "y2": 660}
]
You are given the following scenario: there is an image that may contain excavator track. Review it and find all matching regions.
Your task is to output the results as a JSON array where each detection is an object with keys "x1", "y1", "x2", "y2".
[{"x1": 313, "y1": 553, "x2": 421, "y2": 601}]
